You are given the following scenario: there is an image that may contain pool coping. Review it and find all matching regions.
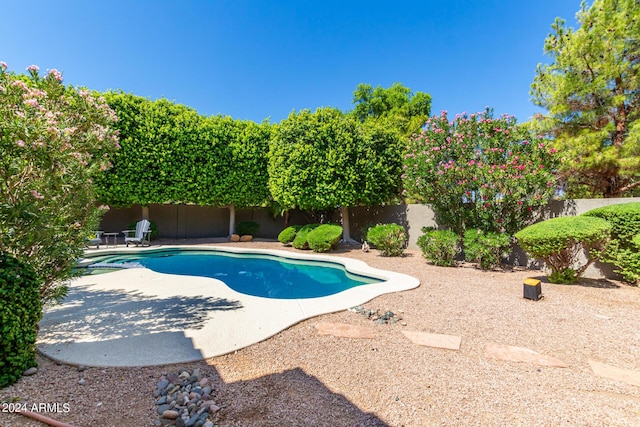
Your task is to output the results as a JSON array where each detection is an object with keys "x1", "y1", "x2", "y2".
[{"x1": 37, "y1": 245, "x2": 420, "y2": 367}]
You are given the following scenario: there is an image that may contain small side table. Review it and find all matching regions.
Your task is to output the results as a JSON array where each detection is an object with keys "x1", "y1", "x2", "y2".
[{"x1": 104, "y1": 232, "x2": 119, "y2": 248}]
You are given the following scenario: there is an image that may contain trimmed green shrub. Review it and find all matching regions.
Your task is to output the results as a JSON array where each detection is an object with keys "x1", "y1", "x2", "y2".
[
  {"x1": 515, "y1": 216, "x2": 611, "y2": 284},
  {"x1": 366, "y1": 224, "x2": 407, "y2": 256},
  {"x1": 127, "y1": 220, "x2": 159, "y2": 240},
  {"x1": 634, "y1": 234, "x2": 640, "y2": 247},
  {"x1": 463, "y1": 229, "x2": 511, "y2": 270},
  {"x1": 583, "y1": 202, "x2": 640, "y2": 284},
  {"x1": 417, "y1": 228, "x2": 459, "y2": 267},
  {"x1": 292, "y1": 224, "x2": 320, "y2": 250},
  {"x1": 0, "y1": 254, "x2": 42, "y2": 388},
  {"x1": 236, "y1": 221, "x2": 260, "y2": 236},
  {"x1": 278, "y1": 225, "x2": 303, "y2": 245},
  {"x1": 307, "y1": 224, "x2": 343, "y2": 252}
]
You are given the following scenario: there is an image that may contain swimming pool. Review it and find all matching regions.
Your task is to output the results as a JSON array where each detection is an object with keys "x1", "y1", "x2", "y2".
[
  {"x1": 39, "y1": 245, "x2": 420, "y2": 366},
  {"x1": 85, "y1": 249, "x2": 381, "y2": 299}
]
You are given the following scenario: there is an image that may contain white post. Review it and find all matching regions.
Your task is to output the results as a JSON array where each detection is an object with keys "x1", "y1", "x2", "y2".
[
  {"x1": 340, "y1": 206, "x2": 358, "y2": 244},
  {"x1": 228, "y1": 204, "x2": 236, "y2": 237}
]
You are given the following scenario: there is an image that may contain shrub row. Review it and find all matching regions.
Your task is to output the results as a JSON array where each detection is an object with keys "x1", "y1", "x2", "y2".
[{"x1": 278, "y1": 224, "x2": 343, "y2": 253}]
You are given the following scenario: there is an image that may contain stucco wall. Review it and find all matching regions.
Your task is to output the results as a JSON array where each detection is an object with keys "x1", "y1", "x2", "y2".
[{"x1": 100, "y1": 198, "x2": 640, "y2": 279}]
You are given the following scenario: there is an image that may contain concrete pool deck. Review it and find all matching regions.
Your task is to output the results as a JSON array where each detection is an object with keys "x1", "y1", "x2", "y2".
[{"x1": 37, "y1": 245, "x2": 419, "y2": 367}]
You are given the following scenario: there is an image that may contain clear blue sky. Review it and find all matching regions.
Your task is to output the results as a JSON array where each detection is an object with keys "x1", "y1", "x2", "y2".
[{"x1": 2, "y1": 1, "x2": 581, "y2": 123}]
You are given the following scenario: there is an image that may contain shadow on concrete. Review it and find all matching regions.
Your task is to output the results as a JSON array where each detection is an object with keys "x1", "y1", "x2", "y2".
[{"x1": 40, "y1": 284, "x2": 242, "y2": 342}]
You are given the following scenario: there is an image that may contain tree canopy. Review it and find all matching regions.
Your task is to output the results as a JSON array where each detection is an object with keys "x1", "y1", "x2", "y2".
[
  {"x1": 530, "y1": 0, "x2": 640, "y2": 197},
  {"x1": 350, "y1": 82, "x2": 432, "y2": 137},
  {"x1": 268, "y1": 107, "x2": 403, "y2": 213}
]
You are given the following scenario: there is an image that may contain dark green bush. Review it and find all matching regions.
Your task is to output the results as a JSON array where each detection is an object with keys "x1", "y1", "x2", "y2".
[
  {"x1": 0, "y1": 254, "x2": 42, "y2": 388},
  {"x1": 583, "y1": 202, "x2": 640, "y2": 284},
  {"x1": 277, "y1": 225, "x2": 303, "y2": 245},
  {"x1": 127, "y1": 220, "x2": 158, "y2": 240},
  {"x1": 417, "y1": 228, "x2": 459, "y2": 267},
  {"x1": 292, "y1": 224, "x2": 320, "y2": 250},
  {"x1": 307, "y1": 224, "x2": 343, "y2": 252},
  {"x1": 463, "y1": 229, "x2": 511, "y2": 270},
  {"x1": 515, "y1": 216, "x2": 611, "y2": 284},
  {"x1": 366, "y1": 224, "x2": 407, "y2": 256},
  {"x1": 236, "y1": 221, "x2": 260, "y2": 236}
]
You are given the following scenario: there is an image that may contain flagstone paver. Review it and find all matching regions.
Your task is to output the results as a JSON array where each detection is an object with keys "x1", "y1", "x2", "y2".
[
  {"x1": 484, "y1": 342, "x2": 568, "y2": 367},
  {"x1": 401, "y1": 331, "x2": 461, "y2": 350},
  {"x1": 315, "y1": 322, "x2": 377, "y2": 339},
  {"x1": 589, "y1": 360, "x2": 640, "y2": 387}
]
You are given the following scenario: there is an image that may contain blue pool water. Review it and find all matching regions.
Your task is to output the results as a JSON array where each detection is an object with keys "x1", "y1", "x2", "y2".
[{"x1": 86, "y1": 249, "x2": 381, "y2": 299}]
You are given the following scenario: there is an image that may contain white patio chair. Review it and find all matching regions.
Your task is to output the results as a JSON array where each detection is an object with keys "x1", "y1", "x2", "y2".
[{"x1": 122, "y1": 220, "x2": 152, "y2": 247}]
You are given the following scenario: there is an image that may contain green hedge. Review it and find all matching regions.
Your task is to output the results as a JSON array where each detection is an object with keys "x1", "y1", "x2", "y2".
[
  {"x1": 278, "y1": 225, "x2": 303, "y2": 245},
  {"x1": 292, "y1": 224, "x2": 320, "y2": 250},
  {"x1": 0, "y1": 254, "x2": 42, "y2": 387},
  {"x1": 417, "y1": 228, "x2": 459, "y2": 267},
  {"x1": 583, "y1": 202, "x2": 640, "y2": 284},
  {"x1": 366, "y1": 223, "x2": 407, "y2": 256},
  {"x1": 515, "y1": 216, "x2": 611, "y2": 283},
  {"x1": 307, "y1": 224, "x2": 343, "y2": 252}
]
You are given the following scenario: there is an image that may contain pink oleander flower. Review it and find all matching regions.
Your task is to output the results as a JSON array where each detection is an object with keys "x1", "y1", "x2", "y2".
[
  {"x1": 0, "y1": 61, "x2": 7, "y2": 69},
  {"x1": 11, "y1": 80, "x2": 28, "y2": 90},
  {"x1": 16, "y1": 140, "x2": 25, "y2": 147},
  {"x1": 31, "y1": 190, "x2": 44, "y2": 199},
  {"x1": 23, "y1": 99, "x2": 39, "y2": 107},
  {"x1": 98, "y1": 204, "x2": 110, "y2": 211},
  {"x1": 48, "y1": 69, "x2": 63, "y2": 82},
  {"x1": 26, "y1": 64, "x2": 39, "y2": 72}
]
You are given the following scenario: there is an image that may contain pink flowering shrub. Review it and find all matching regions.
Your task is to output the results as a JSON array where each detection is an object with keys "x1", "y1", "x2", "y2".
[
  {"x1": 0, "y1": 62, "x2": 119, "y2": 303},
  {"x1": 403, "y1": 108, "x2": 558, "y2": 236}
]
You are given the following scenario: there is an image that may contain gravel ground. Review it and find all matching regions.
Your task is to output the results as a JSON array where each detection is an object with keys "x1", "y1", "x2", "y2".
[{"x1": 2, "y1": 239, "x2": 640, "y2": 427}]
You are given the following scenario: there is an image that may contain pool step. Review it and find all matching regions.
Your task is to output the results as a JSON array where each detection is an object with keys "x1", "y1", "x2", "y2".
[{"x1": 87, "y1": 262, "x2": 144, "y2": 269}]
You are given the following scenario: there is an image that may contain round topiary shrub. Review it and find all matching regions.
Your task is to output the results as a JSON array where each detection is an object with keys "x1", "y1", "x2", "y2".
[
  {"x1": 366, "y1": 224, "x2": 407, "y2": 256},
  {"x1": 515, "y1": 216, "x2": 611, "y2": 284},
  {"x1": 0, "y1": 254, "x2": 42, "y2": 388},
  {"x1": 236, "y1": 221, "x2": 260, "y2": 236},
  {"x1": 292, "y1": 224, "x2": 320, "y2": 250},
  {"x1": 416, "y1": 228, "x2": 459, "y2": 267},
  {"x1": 307, "y1": 224, "x2": 343, "y2": 252},
  {"x1": 278, "y1": 225, "x2": 303, "y2": 245},
  {"x1": 583, "y1": 202, "x2": 640, "y2": 284}
]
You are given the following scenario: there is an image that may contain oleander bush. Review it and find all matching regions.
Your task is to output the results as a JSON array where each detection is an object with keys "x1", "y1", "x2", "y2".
[
  {"x1": 463, "y1": 229, "x2": 511, "y2": 270},
  {"x1": 307, "y1": 224, "x2": 343, "y2": 252},
  {"x1": 292, "y1": 224, "x2": 320, "y2": 250},
  {"x1": 583, "y1": 202, "x2": 640, "y2": 284},
  {"x1": 366, "y1": 224, "x2": 407, "y2": 256},
  {"x1": 515, "y1": 216, "x2": 611, "y2": 284},
  {"x1": 278, "y1": 225, "x2": 303, "y2": 245},
  {"x1": 236, "y1": 221, "x2": 260, "y2": 236},
  {"x1": 0, "y1": 254, "x2": 42, "y2": 388},
  {"x1": 417, "y1": 228, "x2": 459, "y2": 267}
]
